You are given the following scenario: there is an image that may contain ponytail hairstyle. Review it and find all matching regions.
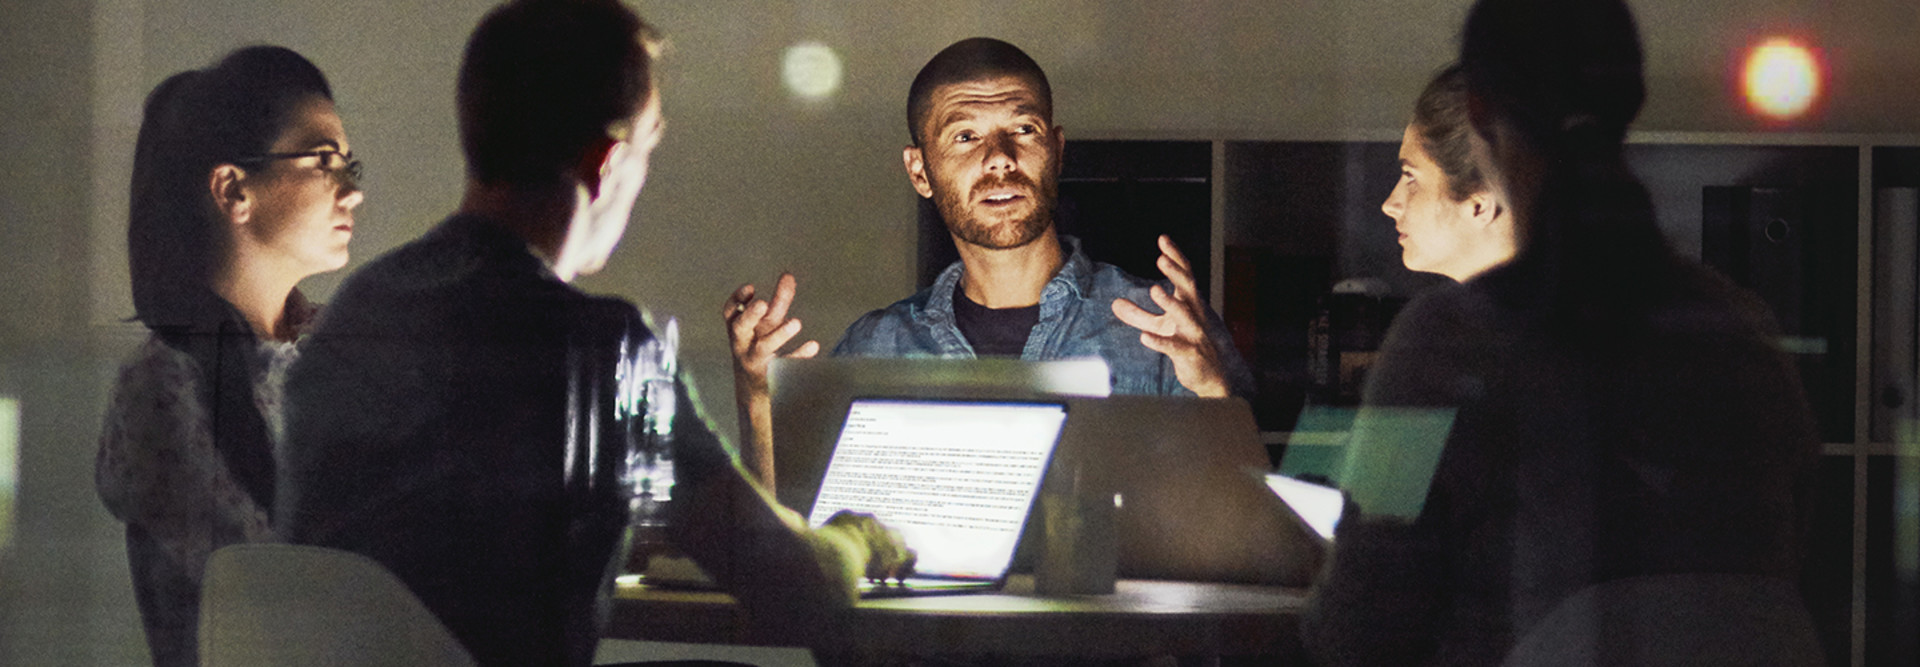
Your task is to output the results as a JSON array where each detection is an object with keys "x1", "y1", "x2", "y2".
[
  {"x1": 124, "y1": 45, "x2": 333, "y2": 512},
  {"x1": 128, "y1": 45, "x2": 332, "y2": 332}
]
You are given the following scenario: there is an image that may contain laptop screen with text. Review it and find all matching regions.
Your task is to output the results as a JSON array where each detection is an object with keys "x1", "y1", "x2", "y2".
[{"x1": 805, "y1": 398, "x2": 1068, "y2": 581}]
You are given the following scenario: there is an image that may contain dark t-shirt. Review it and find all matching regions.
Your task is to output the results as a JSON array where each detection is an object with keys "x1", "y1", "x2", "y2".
[{"x1": 951, "y1": 283, "x2": 1041, "y2": 357}]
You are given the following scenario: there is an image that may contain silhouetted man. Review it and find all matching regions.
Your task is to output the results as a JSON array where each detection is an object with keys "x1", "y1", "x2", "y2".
[{"x1": 278, "y1": 2, "x2": 909, "y2": 664}]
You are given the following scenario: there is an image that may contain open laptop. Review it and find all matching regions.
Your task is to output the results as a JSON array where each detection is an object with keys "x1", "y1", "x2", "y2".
[
  {"x1": 1036, "y1": 395, "x2": 1325, "y2": 586},
  {"x1": 803, "y1": 397, "x2": 1069, "y2": 597},
  {"x1": 769, "y1": 356, "x2": 1108, "y2": 513}
]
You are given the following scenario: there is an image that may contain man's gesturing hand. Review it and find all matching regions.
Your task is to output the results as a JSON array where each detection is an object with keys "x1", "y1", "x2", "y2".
[
  {"x1": 724, "y1": 273, "x2": 820, "y2": 399},
  {"x1": 724, "y1": 273, "x2": 819, "y2": 485},
  {"x1": 1111, "y1": 235, "x2": 1230, "y2": 398}
]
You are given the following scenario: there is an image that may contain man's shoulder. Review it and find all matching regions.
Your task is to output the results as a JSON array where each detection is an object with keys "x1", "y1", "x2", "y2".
[
  {"x1": 841, "y1": 289, "x2": 927, "y2": 328},
  {"x1": 833, "y1": 286, "x2": 940, "y2": 355},
  {"x1": 322, "y1": 216, "x2": 581, "y2": 330},
  {"x1": 1080, "y1": 259, "x2": 1161, "y2": 300}
]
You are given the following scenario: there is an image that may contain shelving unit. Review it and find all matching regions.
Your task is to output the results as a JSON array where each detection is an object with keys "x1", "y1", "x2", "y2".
[{"x1": 1005, "y1": 133, "x2": 1920, "y2": 667}]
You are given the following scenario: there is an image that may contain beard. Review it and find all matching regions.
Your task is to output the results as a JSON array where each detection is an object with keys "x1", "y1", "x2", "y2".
[{"x1": 931, "y1": 167, "x2": 1058, "y2": 251}]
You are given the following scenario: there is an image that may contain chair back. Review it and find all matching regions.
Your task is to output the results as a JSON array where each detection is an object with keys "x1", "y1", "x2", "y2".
[
  {"x1": 1502, "y1": 573, "x2": 1825, "y2": 667},
  {"x1": 199, "y1": 543, "x2": 477, "y2": 667}
]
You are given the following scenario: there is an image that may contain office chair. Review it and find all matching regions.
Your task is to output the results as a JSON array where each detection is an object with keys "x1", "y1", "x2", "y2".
[
  {"x1": 199, "y1": 543, "x2": 478, "y2": 667},
  {"x1": 1501, "y1": 573, "x2": 1825, "y2": 667}
]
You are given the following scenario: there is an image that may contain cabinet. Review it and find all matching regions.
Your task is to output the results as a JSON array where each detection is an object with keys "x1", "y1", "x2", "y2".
[{"x1": 916, "y1": 134, "x2": 1920, "y2": 667}]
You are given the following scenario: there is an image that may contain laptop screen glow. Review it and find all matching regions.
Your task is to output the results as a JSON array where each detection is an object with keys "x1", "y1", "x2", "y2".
[
  {"x1": 806, "y1": 399, "x2": 1067, "y2": 579},
  {"x1": 1264, "y1": 473, "x2": 1344, "y2": 543}
]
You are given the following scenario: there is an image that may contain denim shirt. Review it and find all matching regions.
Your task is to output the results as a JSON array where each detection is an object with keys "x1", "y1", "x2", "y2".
[{"x1": 832, "y1": 236, "x2": 1254, "y2": 397}]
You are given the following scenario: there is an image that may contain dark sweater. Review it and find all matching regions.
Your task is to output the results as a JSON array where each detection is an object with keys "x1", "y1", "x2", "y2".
[{"x1": 1302, "y1": 261, "x2": 1820, "y2": 666}]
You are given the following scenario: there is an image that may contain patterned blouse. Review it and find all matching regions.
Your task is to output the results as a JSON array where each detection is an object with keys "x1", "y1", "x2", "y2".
[
  {"x1": 94, "y1": 293, "x2": 312, "y2": 666},
  {"x1": 95, "y1": 335, "x2": 296, "y2": 569}
]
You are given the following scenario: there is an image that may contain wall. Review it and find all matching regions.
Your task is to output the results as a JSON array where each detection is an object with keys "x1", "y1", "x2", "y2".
[{"x1": 2, "y1": 0, "x2": 1918, "y2": 663}]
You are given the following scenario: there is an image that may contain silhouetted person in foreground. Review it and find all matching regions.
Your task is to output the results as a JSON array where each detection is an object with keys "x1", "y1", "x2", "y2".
[
  {"x1": 1303, "y1": 0, "x2": 1822, "y2": 665},
  {"x1": 277, "y1": 2, "x2": 909, "y2": 665}
]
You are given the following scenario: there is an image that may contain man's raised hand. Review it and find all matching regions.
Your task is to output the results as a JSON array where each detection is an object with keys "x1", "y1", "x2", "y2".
[{"x1": 1110, "y1": 235, "x2": 1230, "y2": 398}]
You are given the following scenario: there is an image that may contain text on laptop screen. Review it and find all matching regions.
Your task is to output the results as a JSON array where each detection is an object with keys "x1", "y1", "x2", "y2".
[{"x1": 806, "y1": 399, "x2": 1067, "y2": 579}]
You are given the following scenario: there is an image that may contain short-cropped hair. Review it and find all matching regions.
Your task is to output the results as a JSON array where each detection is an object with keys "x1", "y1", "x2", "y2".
[
  {"x1": 458, "y1": 0, "x2": 660, "y2": 186},
  {"x1": 906, "y1": 38, "x2": 1051, "y2": 146}
]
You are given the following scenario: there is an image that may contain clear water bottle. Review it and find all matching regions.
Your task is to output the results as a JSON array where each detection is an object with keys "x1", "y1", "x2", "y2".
[{"x1": 619, "y1": 316, "x2": 678, "y2": 528}]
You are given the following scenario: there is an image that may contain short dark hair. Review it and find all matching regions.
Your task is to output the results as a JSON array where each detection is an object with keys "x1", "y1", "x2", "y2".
[
  {"x1": 906, "y1": 38, "x2": 1051, "y2": 146},
  {"x1": 457, "y1": 0, "x2": 660, "y2": 186},
  {"x1": 128, "y1": 45, "x2": 332, "y2": 330},
  {"x1": 1461, "y1": 0, "x2": 1672, "y2": 331},
  {"x1": 1461, "y1": 0, "x2": 1644, "y2": 150},
  {"x1": 1411, "y1": 64, "x2": 1484, "y2": 202}
]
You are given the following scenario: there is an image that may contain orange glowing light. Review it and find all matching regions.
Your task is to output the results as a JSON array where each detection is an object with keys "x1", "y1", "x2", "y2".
[{"x1": 1742, "y1": 38, "x2": 1821, "y2": 121}]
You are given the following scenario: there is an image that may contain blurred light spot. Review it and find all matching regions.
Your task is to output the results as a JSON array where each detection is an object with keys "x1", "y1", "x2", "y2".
[
  {"x1": 1778, "y1": 336, "x2": 1829, "y2": 355},
  {"x1": 0, "y1": 397, "x2": 17, "y2": 552},
  {"x1": 782, "y1": 42, "x2": 843, "y2": 103},
  {"x1": 1743, "y1": 38, "x2": 1821, "y2": 121}
]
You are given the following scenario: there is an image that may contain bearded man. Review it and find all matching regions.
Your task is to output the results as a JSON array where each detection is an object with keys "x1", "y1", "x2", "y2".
[{"x1": 723, "y1": 37, "x2": 1252, "y2": 484}]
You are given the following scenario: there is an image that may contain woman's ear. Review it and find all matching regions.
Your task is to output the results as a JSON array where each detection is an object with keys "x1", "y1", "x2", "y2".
[
  {"x1": 1468, "y1": 190, "x2": 1502, "y2": 227},
  {"x1": 209, "y1": 164, "x2": 251, "y2": 226}
]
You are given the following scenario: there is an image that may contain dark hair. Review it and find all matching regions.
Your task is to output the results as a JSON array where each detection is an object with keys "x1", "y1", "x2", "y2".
[
  {"x1": 1460, "y1": 0, "x2": 1674, "y2": 335},
  {"x1": 907, "y1": 38, "x2": 1052, "y2": 146},
  {"x1": 1461, "y1": 0, "x2": 1645, "y2": 154},
  {"x1": 1411, "y1": 64, "x2": 1484, "y2": 202},
  {"x1": 458, "y1": 0, "x2": 660, "y2": 187},
  {"x1": 128, "y1": 45, "x2": 333, "y2": 331}
]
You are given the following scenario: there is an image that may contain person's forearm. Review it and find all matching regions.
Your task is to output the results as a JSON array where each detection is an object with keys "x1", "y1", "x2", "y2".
[
  {"x1": 674, "y1": 380, "x2": 857, "y2": 642},
  {"x1": 733, "y1": 388, "x2": 776, "y2": 488},
  {"x1": 668, "y1": 469, "x2": 856, "y2": 643}
]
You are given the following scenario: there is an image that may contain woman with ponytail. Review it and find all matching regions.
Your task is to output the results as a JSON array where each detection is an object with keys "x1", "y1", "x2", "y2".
[
  {"x1": 96, "y1": 45, "x2": 362, "y2": 666},
  {"x1": 1302, "y1": 1, "x2": 1821, "y2": 664}
]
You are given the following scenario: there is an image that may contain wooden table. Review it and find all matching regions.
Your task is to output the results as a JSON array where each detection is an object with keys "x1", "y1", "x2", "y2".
[{"x1": 608, "y1": 574, "x2": 1308, "y2": 662}]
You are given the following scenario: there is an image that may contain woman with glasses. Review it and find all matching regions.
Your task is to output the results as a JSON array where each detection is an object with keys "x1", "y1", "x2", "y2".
[{"x1": 95, "y1": 45, "x2": 363, "y2": 666}]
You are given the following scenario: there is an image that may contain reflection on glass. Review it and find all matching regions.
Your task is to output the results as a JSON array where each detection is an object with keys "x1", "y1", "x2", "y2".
[
  {"x1": 1339, "y1": 406, "x2": 1457, "y2": 520},
  {"x1": 782, "y1": 41, "x2": 843, "y2": 103},
  {"x1": 0, "y1": 397, "x2": 16, "y2": 553},
  {"x1": 620, "y1": 317, "x2": 678, "y2": 526},
  {"x1": 1742, "y1": 37, "x2": 1821, "y2": 121}
]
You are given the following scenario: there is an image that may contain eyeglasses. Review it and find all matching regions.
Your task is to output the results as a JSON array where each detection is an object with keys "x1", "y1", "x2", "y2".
[{"x1": 235, "y1": 150, "x2": 363, "y2": 188}]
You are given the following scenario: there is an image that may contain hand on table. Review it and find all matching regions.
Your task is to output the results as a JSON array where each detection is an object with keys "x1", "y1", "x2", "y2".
[
  {"x1": 1111, "y1": 235, "x2": 1230, "y2": 398},
  {"x1": 823, "y1": 510, "x2": 918, "y2": 585}
]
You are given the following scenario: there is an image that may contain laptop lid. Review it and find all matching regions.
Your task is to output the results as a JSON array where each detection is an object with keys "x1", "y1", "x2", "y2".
[
  {"x1": 770, "y1": 357, "x2": 1107, "y2": 513},
  {"x1": 1042, "y1": 395, "x2": 1323, "y2": 586},
  {"x1": 804, "y1": 397, "x2": 1069, "y2": 596}
]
